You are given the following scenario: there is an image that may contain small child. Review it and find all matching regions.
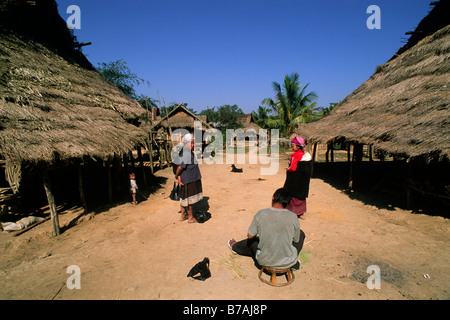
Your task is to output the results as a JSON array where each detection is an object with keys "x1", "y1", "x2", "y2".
[{"x1": 129, "y1": 173, "x2": 138, "y2": 206}]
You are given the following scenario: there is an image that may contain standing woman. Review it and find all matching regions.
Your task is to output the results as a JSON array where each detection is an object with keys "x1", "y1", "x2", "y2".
[
  {"x1": 284, "y1": 136, "x2": 312, "y2": 219},
  {"x1": 175, "y1": 134, "x2": 203, "y2": 223}
]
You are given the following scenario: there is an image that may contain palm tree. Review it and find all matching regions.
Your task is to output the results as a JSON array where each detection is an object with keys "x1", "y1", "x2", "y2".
[
  {"x1": 251, "y1": 106, "x2": 272, "y2": 128},
  {"x1": 262, "y1": 73, "x2": 318, "y2": 136}
]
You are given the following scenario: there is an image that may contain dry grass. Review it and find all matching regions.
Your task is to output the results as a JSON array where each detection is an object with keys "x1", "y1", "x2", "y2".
[{"x1": 212, "y1": 254, "x2": 247, "y2": 279}]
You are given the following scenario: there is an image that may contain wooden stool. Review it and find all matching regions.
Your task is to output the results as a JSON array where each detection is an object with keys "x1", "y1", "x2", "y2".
[{"x1": 258, "y1": 266, "x2": 295, "y2": 287}]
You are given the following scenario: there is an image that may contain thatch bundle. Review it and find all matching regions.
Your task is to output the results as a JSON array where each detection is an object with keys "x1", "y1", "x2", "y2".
[
  {"x1": 298, "y1": 3, "x2": 450, "y2": 162},
  {"x1": 0, "y1": 0, "x2": 147, "y2": 165}
]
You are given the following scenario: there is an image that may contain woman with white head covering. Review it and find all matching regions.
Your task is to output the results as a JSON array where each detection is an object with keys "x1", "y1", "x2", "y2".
[{"x1": 175, "y1": 133, "x2": 203, "y2": 223}]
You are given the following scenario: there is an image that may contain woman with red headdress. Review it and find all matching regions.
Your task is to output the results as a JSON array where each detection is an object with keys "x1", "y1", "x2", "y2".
[{"x1": 284, "y1": 137, "x2": 312, "y2": 219}]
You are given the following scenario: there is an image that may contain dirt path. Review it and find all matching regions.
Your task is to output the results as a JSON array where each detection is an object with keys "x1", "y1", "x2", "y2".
[{"x1": 1, "y1": 153, "x2": 449, "y2": 300}]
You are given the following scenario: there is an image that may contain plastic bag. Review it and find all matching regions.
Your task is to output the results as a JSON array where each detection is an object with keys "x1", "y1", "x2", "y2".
[{"x1": 169, "y1": 182, "x2": 180, "y2": 201}]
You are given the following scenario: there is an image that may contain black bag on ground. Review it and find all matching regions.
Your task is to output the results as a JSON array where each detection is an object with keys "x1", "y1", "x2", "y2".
[
  {"x1": 194, "y1": 210, "x2": 211, "y2": 223},
  {"x1": 169, "y1": 182, "x2": 180, "y2": 201},
  {"x1": 187, "y1": 257, "x2": 211, "y2": 281}
]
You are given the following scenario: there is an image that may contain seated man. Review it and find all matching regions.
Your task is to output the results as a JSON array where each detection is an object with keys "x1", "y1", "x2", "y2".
[{"x1": 228, "y1": 188, "x2": 306, "y2": 270}]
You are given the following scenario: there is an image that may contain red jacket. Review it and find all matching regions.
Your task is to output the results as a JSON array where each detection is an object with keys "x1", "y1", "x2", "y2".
[{"x1": 287, "y1": 150, "x2": 304, "y2": 172}]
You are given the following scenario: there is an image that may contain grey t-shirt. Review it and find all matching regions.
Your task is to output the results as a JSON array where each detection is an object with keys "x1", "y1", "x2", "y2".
[{"x1": 248, "y1": 207, "x2": 300, "y2": 268}]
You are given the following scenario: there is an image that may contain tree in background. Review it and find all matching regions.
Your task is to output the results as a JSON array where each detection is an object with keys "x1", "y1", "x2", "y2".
[
  {"x1": 320, "y1": 102, "x2": 338, "y2": 117},
  {"x1": 262, "y1": 72, "x2": 318, "y2": 137},
  {"x1": 199, "y1": 104, "x2": 244, "y2": 134},
  {"x1": 97, "y1": 59, "x2": 145, "y2": 100},
  {"x1": 250, "y1": 105, "x2": 283, "y2": 130},
  {"x1": 251, "y1": 105, "x2": 271, "y2": 128}
]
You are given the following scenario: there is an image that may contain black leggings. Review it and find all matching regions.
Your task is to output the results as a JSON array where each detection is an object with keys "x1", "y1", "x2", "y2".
[{"x1": 232, "y1": 229, "x2": 306, "y2": 267}]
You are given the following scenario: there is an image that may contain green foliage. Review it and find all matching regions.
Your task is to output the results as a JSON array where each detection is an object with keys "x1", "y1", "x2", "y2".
[
  {"x1": 136, "y1": 95, "x2": 159, "y2": 110},
  {"x1": 262, "y1": 72, "x2": 318, "y2": 136},
  {"x1": 199, "y1": 104, "x2": 244, "y2": 134},
  {"x1": 97, "y1": 59, "x2": 145, "y2": 100}
]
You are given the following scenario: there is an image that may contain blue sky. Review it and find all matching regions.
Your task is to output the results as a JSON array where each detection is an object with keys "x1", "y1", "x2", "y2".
[{"x1": 56, "y1": 0, "x2": 432, "y2": 114}]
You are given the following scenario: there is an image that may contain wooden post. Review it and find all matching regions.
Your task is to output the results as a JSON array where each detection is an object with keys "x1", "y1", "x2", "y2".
[
  {"x1": 148, "y1": 132, "x2": 154, "y2": 175},
  {"x1": 311, "y1": 143, "x2": 318, "y2": 177},
  {"x1": 406, "y1": 159, "x2": 413, "y2": 209},
  {"x1": 325, "y1": 143, "x2": 330, "y2": 163},
  {"x1": 347, "y1": 143, "x2": 351, "y2": 162},
  {"x1": 163, "y1": 98, "x2": 173, "y2": 138},
  {"x1": 137, "y1": 146, "x2": 147, "y2": 188},
  {"x1": 128, "y1": 151, "x2": 135, "y2": 169},
  {"x1": 106, "y1": 160, "x2": 113, "y2": 204},
  {"x1": 42, "y1": 168, "x2": 60, "y2": 236},
  {"x1": 312, "y1": 143, "x2": 318, "y2": 162},
  {"x1": 78, "y1": 164, "x2": 88, "y2": 213},
  {"x1": 348, "y1": 144, "x2": 354, "y2": 191},
  {"x1": 123, "y1": 153, "x2": 128, "y2": 171},
  {"x1": 330, "y1": 143, "x2": 334, "y2": 163},
  {"x1": 165, "y1": 134, "x2": 172, "y2": 164}
]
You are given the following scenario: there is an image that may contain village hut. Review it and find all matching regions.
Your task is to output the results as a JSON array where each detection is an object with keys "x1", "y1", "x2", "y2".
[
  {"x1": 297, "y1": 0, "x2": 450, "y2": 211},
  {"x1": 151, "y1": 104, "x2": 211, "y2": 135},
  {"x1": 0, "y1": 0, "x2": 148, "y2": 235},
  {"x1": 237, "y1": 114, "x2": 263, "y2": 133},
  {"x1": 149, "y1": 104, "x2": 212, "y2": 166}
]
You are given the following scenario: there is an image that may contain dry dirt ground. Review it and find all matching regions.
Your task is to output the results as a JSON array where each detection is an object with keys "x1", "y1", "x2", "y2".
[{"x1": 1, "y1": 152, "x2": 449, "y2": 300}]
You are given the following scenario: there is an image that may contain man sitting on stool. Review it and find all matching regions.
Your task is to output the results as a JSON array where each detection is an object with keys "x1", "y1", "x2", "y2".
[{"x1": 228, "y1": 188, "x2": 305, "y2": 270}]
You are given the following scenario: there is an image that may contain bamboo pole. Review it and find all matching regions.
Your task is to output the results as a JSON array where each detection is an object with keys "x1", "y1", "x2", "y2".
[
  {"x1": 42, "y1": 168, "x2": 60, "y2": 236},
  {"x1": 162, "y1": 97, "x2": 173, "y2": 138}
]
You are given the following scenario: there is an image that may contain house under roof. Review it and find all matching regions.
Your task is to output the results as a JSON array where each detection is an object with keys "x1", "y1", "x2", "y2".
[
  {"x1": 0, "y1": 0, "x2": 147, "y2": 165},
  {"x1": 298, "y1": 0, "x2": 450, "y2": 162},
  {"x1": 0, "y1": 0, "x2": 149, "y2": 235},
  {"x1": 151, "y1": 104, "x2": 211, "y2": 133}
]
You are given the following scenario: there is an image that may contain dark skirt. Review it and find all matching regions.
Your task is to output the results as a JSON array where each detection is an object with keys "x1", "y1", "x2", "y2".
[
  {"x1": 180, "y1": 179, "x2": 203, "y2": 207},
  {"x1": 286, "y1": 197, "x2": 307, "y2": 216}
]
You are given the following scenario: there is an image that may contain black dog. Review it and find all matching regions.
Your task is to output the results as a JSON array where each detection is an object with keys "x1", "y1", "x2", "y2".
[
  {"x1": 231, "y1": 164, "x2": 243, "y2": 173},
  {"x1": 187, "y1": 257, "x2": 211, "y2": 281}
]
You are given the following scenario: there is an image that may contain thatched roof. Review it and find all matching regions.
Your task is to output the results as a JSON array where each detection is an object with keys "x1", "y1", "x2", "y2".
[
  {"x1": 0, "y1": 0, "x2": 147, "y2": 164},
  {"x1": 151, "y1": 104, "x2": 211, "y2": 131},
  {"x1": 237, "y1": 114, "x2": 263, "y2": 132},
  {"x1": 298, "y1": 2, "x2": 450, "y2": 161}
]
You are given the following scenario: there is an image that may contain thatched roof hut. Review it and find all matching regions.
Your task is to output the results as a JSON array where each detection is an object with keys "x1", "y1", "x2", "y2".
[
  {"x1": 0, "y1": 0, "x2": 148, "y2": 234},
  {"x1": 298, "y1": 1, "x2": 450, "y2": 162},
  {"x1": 151, "y1": 104, "x2": 211, "y2": 133},
  {"x1": 0, "y1": 0, "x2": 147, "y2": 165},
  {"x1": 237, "y1": 114, "x2": 263, "y2": 133}
]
